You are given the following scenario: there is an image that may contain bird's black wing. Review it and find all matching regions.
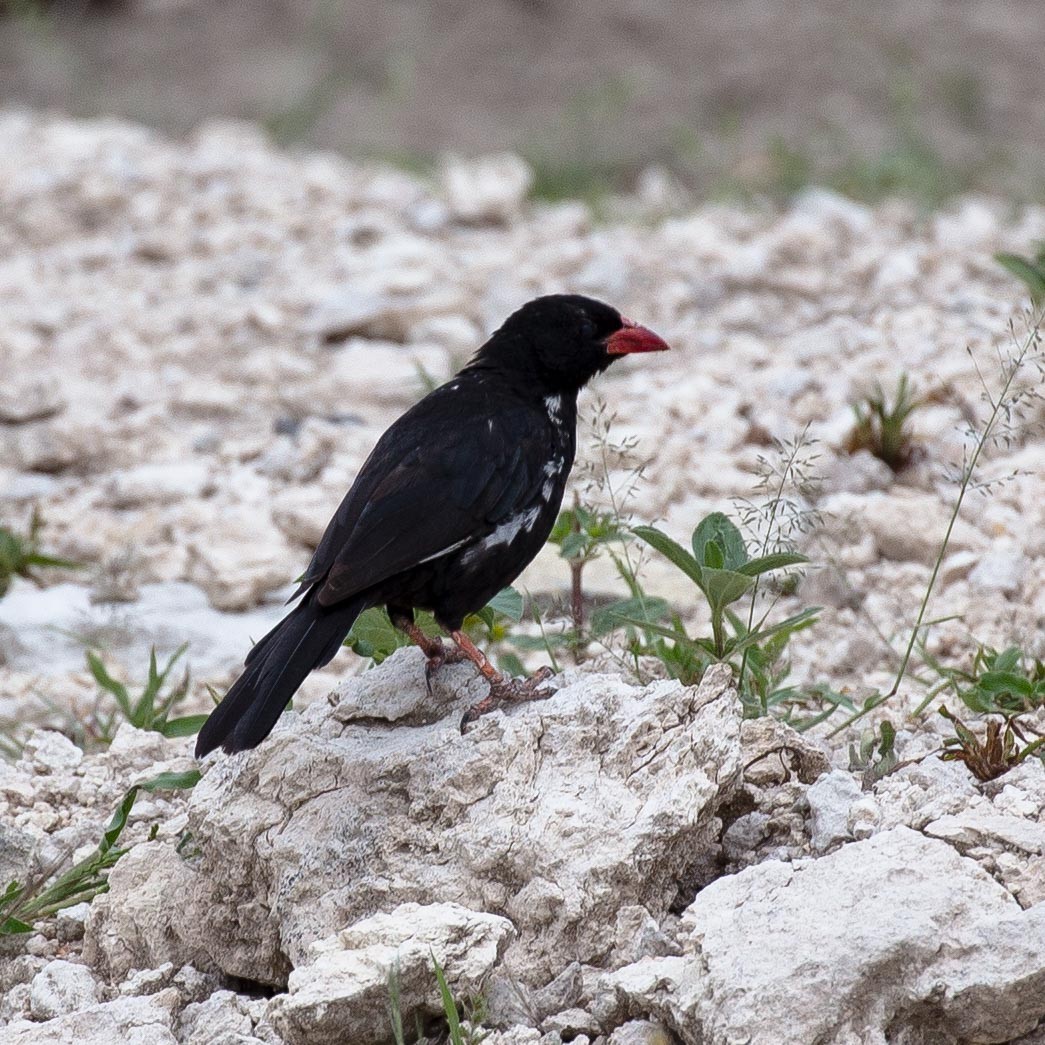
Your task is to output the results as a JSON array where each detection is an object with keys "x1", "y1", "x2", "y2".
[{"x1": 296, "y1": 385, "x2": 548, "y2": 609}]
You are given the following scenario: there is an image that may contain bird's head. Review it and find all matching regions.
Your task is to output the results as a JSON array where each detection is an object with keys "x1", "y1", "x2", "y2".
[{"x1": 474, "y1": 294, "x2": 670, "y2": 392}]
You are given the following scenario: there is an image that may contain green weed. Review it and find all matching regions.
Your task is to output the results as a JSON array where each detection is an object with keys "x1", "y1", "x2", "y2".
[
  {"x1": 0, "y1": 509, "x2": 80, "y2": 598},
  {"x1": 848, "y1": 720, "x2": 899, "y2": 785},
  {"x1": 0, "y1": 768, "x2": 200, "y2": 935},
  {"x1": 626, "y1": 512, "x2": 816, "y2": 716},
  {"x1": 87, "y1": 644, "x2": 206, "y2": 740},
  {"x1": 846, "y1": 374, "x2": 922, "y2": 471},
  {"x1": 344, "y1": 588, "x2": 524, "y2": 671},
  {"x1": 996, "y1": 243, "x2": 1045, "y2": 307},
  {"x1": 919, "y1": 644, "x2": 1045, "y2": 716},
  {"x1": 386, "y1": 952, "x2": 488, "y2": 1045}
]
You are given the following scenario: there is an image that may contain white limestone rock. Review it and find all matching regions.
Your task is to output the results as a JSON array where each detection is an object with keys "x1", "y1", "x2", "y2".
[
  {"x1": 29, "y1": 960, "x2": 102, "y2": 1020},
  {"x1": 606, "y1": 828, "x2": 1045, "y2": 1044},
  {"x1": 88, "y1": 655, "x2": 741, "y2": 988},
  {"x1": 268, "y1": 902, "x2": 514, "y2": 1045}
]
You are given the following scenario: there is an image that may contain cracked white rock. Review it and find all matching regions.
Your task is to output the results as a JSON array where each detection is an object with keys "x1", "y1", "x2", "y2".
[
  {"x1": 4, "y1": 991, "x2": 180, "y2": 1045},
  {"x1": 806, "y1": 769, "x2": 863, "y2": 852},
  {"x1": 607, "y1": 827, "x2": 1045, "y2": 1044},
  {"x1": 87, "y1": 655, "x2": 741, "y2": 987},
  {"x1": 268, "y1": 901, "x2": 514, "y2": 1045},
  {"x1": 29, "y1": 960, "x2": 101, "y2": 1020}
]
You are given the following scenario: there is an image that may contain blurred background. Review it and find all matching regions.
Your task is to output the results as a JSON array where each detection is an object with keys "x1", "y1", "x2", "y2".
[{"x1": 3, "y1": 0, "x2": 1045, "y2": 207}]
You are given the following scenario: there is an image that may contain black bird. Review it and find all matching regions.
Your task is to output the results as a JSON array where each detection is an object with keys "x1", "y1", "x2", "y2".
[{"x1": 195, "y1": 294, "x2": 670, "y2": 756}]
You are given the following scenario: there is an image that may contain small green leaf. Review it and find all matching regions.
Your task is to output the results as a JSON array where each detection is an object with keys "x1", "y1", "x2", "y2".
[
  {"x1": 589, "y1": 596, "x2": 670, "y2": 637},
  {"x1": 431, "y1": 951, "x2": 463, "y2": 1044},
  {"x1": 159, "y1": 715, "x2": 210, "y2": 738},
  {"x1": 703, "y1": 540, "x2": 725, "y2": 569},
  {"x1": 700, "y1": 568, "x2": 755, "y2": 614},
  {"x1": 632, "y1": 526, "x2": 704, "y2": 587},
  {"x1": 0, "y1": 914, "x2": 33, "y2": 935},
  {"x1": 86, "y1": 652, "x2": 131, "y2": 713},
  {"x1": 977, "y1": 672, "x2": 1034, "y2": 697},
  {"x1": 996, "y1": 251, "x2": 1045, "y2": 304},
  {"x1": 136, "y1": 768, "x2": 202, "y2": 792},
  {"x1": 736, "y1": 552, "x2": 808, "y2": 577},
  {"x1": 344, "y1": 608, "x2": 414, "y2": 663},
  {"x1": 487, "y1": 586, "x2": 524, "y2": 623},
  {"x1": 726, "y1": 607, "x2": 820, "y2": 657},
  {"x1": 692, "y1": 513, "x2": 747, "y2": 571}
]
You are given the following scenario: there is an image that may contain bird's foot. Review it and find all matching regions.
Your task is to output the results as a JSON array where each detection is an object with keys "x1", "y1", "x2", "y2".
[
  {"x1": 423, "y1": 642, "x2": 469, "y2": 694},
  {"x1": 460, "y1": 667, "x2": 556, "y2": 731}
]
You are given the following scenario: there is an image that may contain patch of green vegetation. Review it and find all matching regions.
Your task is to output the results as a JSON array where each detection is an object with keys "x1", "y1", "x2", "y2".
[
  {"x1": 628, "y1": 512, "x2": 816, "y2": 717},
  {"x1": 938, "y1": 69, "x2": 987, "y2": 131},
  {"x1": 524, "y1": 155, "x2": 619, "y2": 205},
  {"x1": 0, "y1": 509, "x2": 80, "y2": 599},
  {"x1": 87, "y1": 644, "x2": 207, "y2": 740},
  {"x1": 846, "y1": 374, "x2": 923, "y2": 472},
  {"x1": 524, "y1": 75, "x2": 638, "y2": 206},
  {"x1": 344, "y1": 588, "x2": 524, "y2": 673},
  {"x1": 996, "y1": 243, "x2": 1045, "y2": 307},
  {"x1": 546, "y1": 501, "x2": 646, "y2": 658},
  {"x1": 1, "y1": 768, "x2": 200, "y2": 935},
  {"x1": 922, "y1": 644, "x2": 1045, "y2": 717},
  {"x1": 848, "y1": 720, "x2": 899, "y2": 785},
  {"x1": 387, "y1": 952, "x2": 488, "y2": 1045}
]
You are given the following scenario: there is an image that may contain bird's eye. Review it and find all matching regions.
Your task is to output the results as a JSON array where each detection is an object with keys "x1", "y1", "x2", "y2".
[{"x1": 579, "y1": 318, "x2": 596, "y2": 340}]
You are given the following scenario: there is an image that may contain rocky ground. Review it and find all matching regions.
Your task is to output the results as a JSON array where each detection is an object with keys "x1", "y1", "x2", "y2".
[{"x1": 2, "y1": 112, "x2": 1045, "y2": 1044}]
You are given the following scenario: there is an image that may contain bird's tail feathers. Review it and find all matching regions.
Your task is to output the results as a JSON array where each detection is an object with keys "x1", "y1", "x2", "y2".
[{"x1": 195, "y1": 592, "x2": 365, "y2": 757}]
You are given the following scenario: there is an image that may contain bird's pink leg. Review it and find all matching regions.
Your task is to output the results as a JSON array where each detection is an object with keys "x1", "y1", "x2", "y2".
[
  {"x1": 450, "y1": 630, "x2": 555, "y2": 727},
  {"x1": 390, "y1": 614, "x2": 466, "y2": 692}
]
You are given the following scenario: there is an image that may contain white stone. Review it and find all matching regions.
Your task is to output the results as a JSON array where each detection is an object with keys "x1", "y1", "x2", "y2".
[
  {"x1": 608, "y1": 828, "x2": 1045, "y2": 1044},
  {"x1": 441, "y1": 153, "x2": 533, "y2": 225},
  {"x1": 105, "y1": 462, "x2": 213, "y2": 508},
  {"x1": 29, "y1": 960, "x2": 101, "y2": 1020},
  {"x1": 268, "y1": 902, "x2": 514, "y2": 1045},
  {"x1": 21, "y1": 730, "x2": 83, "y2": 774},
  {"x1": 4, "y1": 992, "x2": 179, "y2": 1045},
  {"x1": 968, "y1": 541, "x2": 1027, "y2": 594},
  {"x1": 806, "y1": 769, "x2": 863, "y2": 852}
]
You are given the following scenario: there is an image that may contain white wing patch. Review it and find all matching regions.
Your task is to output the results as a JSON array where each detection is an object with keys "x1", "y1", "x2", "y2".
[
  {"x1": 416, "y1": 536, "x2": 472, "y2": 565},
  {"x1": 544, "y1": 394, "x2": 563, "y2": 422},
  {"x1": 460, "y1": 506, "x2": 542, "y2": 564}
]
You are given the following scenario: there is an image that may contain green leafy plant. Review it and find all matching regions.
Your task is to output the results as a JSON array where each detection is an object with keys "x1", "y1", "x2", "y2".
[
  {"x1": 846, "y1": 374, "x2": 922, "y2": 471},
  {"x1": 939, "y1": 707, "x2": 1045, "y2": 782},
  {"x1": 848, "y1": 720, "x2": 899, "y2": 784},
  {"x1": 1, "y1": 768, "x2": 200, "y2": 935},
  {"x1": 544, "y1": 500, "x2": 669, "y2": 660},
  {"x1": 619, "y1": 512, "x2": 816, "y2": 714},
  {"x1": 921, "y1": 644, "x2": 1045, "y2": 716},
  {"x1": 0, "y1": 509, "x2": 80, "y2": 598},
  {"x1": 345, "y1": 589, "x2": 524, "y2": 671},
  {"x1": 87, "y1": 644, "x2": 206, "y2": 740},
  {"x1": 996, "y1": 243, "x2": 1045, "y2": 307}
]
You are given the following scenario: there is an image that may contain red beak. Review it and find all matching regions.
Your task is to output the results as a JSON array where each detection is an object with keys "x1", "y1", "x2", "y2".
[{"x1": 605, "y1": 317, "x2": 671, "y2": 355}]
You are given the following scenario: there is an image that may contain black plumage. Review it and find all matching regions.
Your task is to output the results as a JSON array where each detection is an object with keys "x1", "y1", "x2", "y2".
[{"x1": 195, "y1": 294, "x2": 669, "y2": 756}]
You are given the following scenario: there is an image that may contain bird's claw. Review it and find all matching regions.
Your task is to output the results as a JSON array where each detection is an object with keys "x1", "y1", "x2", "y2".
[
  {"x1": 423, "y1": 644, "x2": 468, "y2": 695},
  {"x1": 460, "y1": 667, "x2": 556, "y2": 731}
]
